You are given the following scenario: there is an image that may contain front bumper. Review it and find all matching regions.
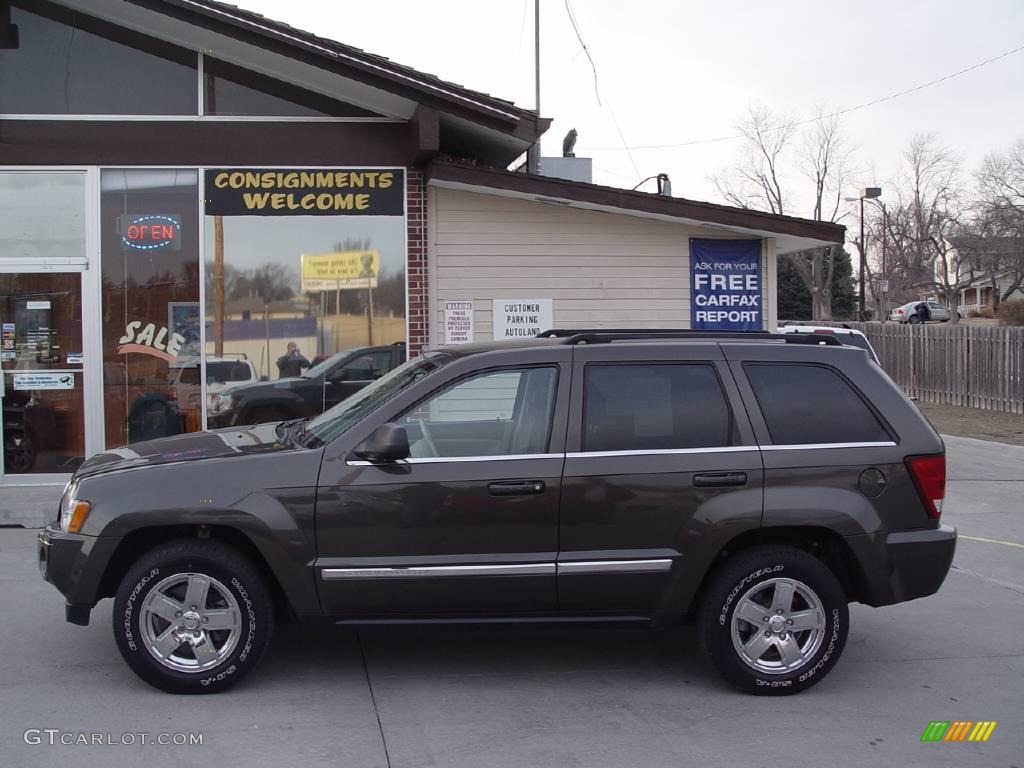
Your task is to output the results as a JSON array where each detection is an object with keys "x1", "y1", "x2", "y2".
[
  {"x1": 847, "y1": 524, "x2": 957, "y2": 607},
  {"x1": 38, "y1": 526, "x2": 123, "y2": 626}
]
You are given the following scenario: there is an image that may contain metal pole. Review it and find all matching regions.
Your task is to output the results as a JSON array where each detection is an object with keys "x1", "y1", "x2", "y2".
[
  {"x1": 535, "y1": 0, "x2": 540, "y2": 118},
  {"x1": 881, "y1": 203, "x2": 887, "y2": 312},
  {"x1": 526, "y1": 0, "x2": 541, "y2": 174},
  {"x1": 213, "y1": 215, "x2": 224, "y2": 356},
  {"x1": 859, "y1": 196, "x2": 866, "y2": 320},
  {"x1": 366, "y1": 280, "x2": 374, "y2": 346}
]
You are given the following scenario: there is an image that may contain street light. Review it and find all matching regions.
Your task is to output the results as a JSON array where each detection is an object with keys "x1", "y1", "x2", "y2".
[{"x1": 846, "y1": 188, "x2": 882, "y2": 319}]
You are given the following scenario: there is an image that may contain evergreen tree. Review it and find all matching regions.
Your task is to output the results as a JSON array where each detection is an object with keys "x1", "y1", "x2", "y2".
[
  {"x1": 830, "y1": 248, "x2": 856, "y2": 319},
  {"x1": 778, "y1": 255, "x2": 812, "y2": 320},
  {"x1": 777, "y1": 249, "x2": 857, "y2": 321}
]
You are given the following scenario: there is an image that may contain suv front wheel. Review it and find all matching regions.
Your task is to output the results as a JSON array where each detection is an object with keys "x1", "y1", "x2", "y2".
[
  {"x1": 113, "y1": 539, "x2": 273, "y2": 694},
  {"x1": 698, "y1": 546, "x2": 848, "y2": 695}
]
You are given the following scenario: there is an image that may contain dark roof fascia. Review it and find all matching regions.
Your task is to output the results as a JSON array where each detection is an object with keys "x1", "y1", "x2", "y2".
[
  {"x1": 125, "y1": 0, "x2": 549, "y2": 139},
  {"x1": 425, "y1": 161, "x2": 846, "y2": 244}
]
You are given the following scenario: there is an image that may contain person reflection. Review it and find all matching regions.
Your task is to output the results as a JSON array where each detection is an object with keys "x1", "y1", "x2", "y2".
[{"x1": 276, "y1": 341, "x2": 310, "y2": 379}]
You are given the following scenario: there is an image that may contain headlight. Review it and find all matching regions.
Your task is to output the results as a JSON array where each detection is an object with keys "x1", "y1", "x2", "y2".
[{"x1": 59, "y1": 482, "x2": 91, "y2": 533}]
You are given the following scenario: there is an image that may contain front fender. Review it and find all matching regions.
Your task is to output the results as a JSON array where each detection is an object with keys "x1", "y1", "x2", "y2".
[{"x1": 76, "y1": 449, "x2": 322, "y2": 614}]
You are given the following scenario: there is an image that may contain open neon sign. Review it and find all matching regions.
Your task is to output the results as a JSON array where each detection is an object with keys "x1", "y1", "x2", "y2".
[{"x1": 118, "y1": 214, "x2": 182, "y2": 251}]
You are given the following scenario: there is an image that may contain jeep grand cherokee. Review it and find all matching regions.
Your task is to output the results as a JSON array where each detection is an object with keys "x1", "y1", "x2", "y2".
[{"x1": 38, "y1": 329, "x2": 955, "y2": 695}]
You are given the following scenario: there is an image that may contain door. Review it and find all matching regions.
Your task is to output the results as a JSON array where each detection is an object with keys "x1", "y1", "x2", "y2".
[
  {"x1": 558, "y1": 344, "x2": 764, "y2": 613},
  {"x1": 0, "y1": 271, "x2": 88, "y2": 477},
  {"x1": 314, "y1": 359, "x2": 570, "y2": 617}
]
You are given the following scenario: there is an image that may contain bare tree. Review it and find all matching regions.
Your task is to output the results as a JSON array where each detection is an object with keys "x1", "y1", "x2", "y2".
[
  {"x1": 973, "y1": 138, "x2": 1024, "y2": 305},
  {"x1": 711, "y1": 104, "x2": 851, "y2": 320},
  {"x1": 886, "y1": 134, "x2": 971, "y2": 322}
]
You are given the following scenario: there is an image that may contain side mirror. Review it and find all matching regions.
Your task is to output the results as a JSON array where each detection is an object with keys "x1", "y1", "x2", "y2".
[{"x1": 352, "y1": 423, "x2": 409, "y2": 463}]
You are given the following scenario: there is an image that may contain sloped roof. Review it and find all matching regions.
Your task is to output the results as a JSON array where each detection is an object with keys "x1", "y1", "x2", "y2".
[
  {"x1": 426, "y1": 161, "x2": 846, "y2": 253},
  {"x1": 127, "y1": 0, "x2": 547, "y2": 140}
]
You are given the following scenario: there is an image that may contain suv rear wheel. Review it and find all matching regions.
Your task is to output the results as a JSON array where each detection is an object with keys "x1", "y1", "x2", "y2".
[
  {"x1": 697, "y1": 546, "x2": 848, "y2": 695},
  {"x1": 112, "y1": 539, "x2": 273, "y2": 694}
]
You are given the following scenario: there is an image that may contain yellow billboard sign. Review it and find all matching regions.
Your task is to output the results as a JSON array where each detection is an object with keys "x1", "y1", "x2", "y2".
[{"x1": 300, "y1": 250, "x2": 379, "y2": 291}]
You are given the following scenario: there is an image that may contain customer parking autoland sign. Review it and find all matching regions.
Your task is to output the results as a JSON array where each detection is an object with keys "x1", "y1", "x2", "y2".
[
  {"x1": 492, "y1": 299, "x2": 553, "y2": 340},
  {"x1": 690, "y1": 238, "x2": 763, "y2": 331}
]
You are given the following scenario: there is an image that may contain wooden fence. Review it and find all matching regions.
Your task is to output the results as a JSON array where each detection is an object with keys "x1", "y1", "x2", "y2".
[{"x1": 845, "y1": 322, "x2": 1024, "y2": 414}]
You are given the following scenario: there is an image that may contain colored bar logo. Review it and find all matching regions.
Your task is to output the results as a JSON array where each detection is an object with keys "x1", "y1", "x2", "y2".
[{"x1": 921, "y1": 721, "x2": 997, "y2": 742}]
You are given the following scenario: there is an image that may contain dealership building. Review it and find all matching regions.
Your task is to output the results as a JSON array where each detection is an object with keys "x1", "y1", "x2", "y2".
[{"x1": 0, "y1": 0, "x2": 842, "y2": 517}]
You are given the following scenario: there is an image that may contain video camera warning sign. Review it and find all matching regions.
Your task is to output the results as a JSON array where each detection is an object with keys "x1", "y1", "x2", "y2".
[{"x1": 690, "y1": 238, "x2": 763, "y2": 331}]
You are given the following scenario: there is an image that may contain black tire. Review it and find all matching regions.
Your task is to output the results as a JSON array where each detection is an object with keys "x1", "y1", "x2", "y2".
[
  {"x1": 697, "y1": 546, "x2": 848, "y2": 695},
  {"x1": 113, "y1": 539, "x2": 273, "y2": 694},
  {"x1": 909, "y1": 314, "x2": 921, "y2": 325}
]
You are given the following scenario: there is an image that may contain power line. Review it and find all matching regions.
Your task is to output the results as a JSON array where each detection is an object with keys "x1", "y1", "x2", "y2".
[
  {"x1": 581, "y1": 42, "x2": 1024, "y2": 151},
  {"x1": 564, "y1": 0, "x2": 600, "y2": 106},
  {"x1": 563, "y1": 0, "x2": 641, "y2": 178}
]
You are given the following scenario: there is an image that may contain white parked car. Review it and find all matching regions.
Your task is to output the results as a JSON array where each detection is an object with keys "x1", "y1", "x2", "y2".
[
  {"x1": 891, "y1": 301, "x2": 953, "y2": 324},
  {"x1": 775, "y1": 324, "x2": 879, "y2": 363},
  {"x1": 169, "y1": 355, "x2": 260, "y2": 413}
]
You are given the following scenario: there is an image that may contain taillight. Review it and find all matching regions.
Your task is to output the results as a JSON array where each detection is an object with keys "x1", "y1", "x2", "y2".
[{"x1": 905, "y1": 454, "x2": 946, "y2": 519}]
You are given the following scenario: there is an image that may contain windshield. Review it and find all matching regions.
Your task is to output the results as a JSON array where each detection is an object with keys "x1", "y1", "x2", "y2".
[
  {"x1": 301, "y1": 354, "x2": 446, "y2": 446},
  {"x1": 301, "y1": 348, "x2": 361, "y2": 379},
  {"x1": 206, "y1": 361, "x2": 252, "y2": 383}
]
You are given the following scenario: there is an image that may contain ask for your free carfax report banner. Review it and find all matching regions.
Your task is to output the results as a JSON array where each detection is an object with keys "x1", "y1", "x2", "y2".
[{"x1": 689, "y1": 238, "x2": 764, "y2": 331}]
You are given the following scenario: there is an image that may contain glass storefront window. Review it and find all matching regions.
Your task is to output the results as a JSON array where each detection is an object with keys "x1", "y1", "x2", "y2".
[
  {"x1": 203, "y1": 59, "x2": 373, "y2": 117},
  {"x1": 1, "y1": 6, "x2": 197, "y2": 115},
  {"x1": 203, "y1": 168, "x2": 407, "y2": 426},
  {"x1": 101, "y1": 170, "x2": 200, "y2": 448},
  {"x1": 0, "y1": 172, "x2": 85, "y2": 259},
  {"x1": 0, "y1": 272, "x2": 85, "y2": 474}
]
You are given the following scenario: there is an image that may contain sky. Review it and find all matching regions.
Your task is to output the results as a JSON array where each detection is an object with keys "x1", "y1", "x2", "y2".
[{"x1": 231, "y1": 0, "x2": 1024, "y2": 225}]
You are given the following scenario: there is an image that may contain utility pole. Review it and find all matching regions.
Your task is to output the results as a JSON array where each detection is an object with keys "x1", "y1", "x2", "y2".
[
  {"x1": 526, "y1": 0, "x2": 541, "y2": 174},
  {"x1": 859, "y1": 196, "x2": 866, "y2": 320}
]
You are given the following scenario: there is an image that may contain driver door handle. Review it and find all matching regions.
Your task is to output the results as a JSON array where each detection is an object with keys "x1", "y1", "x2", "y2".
[
  {"x1": 488, "y1": 480, "x2": 545, "y2": 496},
  {"x1": 693, "y1": 472, "x2": 747, "y2": 488}
]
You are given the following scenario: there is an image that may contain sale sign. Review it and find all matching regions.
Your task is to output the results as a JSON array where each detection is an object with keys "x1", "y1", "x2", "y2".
[{"x1": 690, "y1": 238, "x2": 763, "y2": 331}]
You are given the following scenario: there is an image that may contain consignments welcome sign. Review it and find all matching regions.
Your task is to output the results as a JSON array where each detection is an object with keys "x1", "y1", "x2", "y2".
[{"x1": 204, "y1": 168, "x2": 405, "y2": 216}]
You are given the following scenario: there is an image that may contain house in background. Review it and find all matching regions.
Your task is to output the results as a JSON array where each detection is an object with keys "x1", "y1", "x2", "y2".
[{"x1": 945, "y1": 237, "x2": 1024, "y2": 313}]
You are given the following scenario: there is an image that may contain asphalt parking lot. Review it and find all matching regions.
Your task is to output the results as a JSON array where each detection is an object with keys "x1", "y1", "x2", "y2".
[{"x1": 1, "y1": 435, "x2": 1021, "y2": 768}]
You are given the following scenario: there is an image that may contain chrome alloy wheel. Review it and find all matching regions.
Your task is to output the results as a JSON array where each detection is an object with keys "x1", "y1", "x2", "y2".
[
  {"x1": 730, "y1": 577, "x2": 826, "y2": 675},
  {"x1": 139, "y1": 573, "x2": 242, "y2": 673}
]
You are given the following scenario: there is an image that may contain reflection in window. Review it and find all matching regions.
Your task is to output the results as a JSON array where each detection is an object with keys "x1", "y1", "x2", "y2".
[
  {"x1": 397, "y1": 368, "x2": 558, "y2": 458},
  {"x1": 203, "y1": 59, "x2": 375, "y2": 117},
  {"x1": 0, "y1": 172, "x2": 85, "y2": 259},
  {"x1": 101, "y1": 170, "x2": 200, "y2": 447},
  {"x1": 204, "y1": 214, "x2": 407, "y2": 383},
  {"x1": 1, "y1": 7, "x2": 197, "y2": 115}
]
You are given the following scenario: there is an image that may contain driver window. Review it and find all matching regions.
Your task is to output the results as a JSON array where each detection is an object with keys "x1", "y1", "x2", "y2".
[
  {"x1": 396, "y1": 367, "x2": 557, "y2": 459},
  {"x1": 336, "y1": 351, "x2": 391, "y2": 382}
]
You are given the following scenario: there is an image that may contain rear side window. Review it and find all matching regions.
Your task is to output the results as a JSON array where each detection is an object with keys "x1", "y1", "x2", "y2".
[
  {"x1": 583, "y1": 363, "x2": 735, "y2": 452},
  {"x1": 744, "y1": 363, "x2": 890, "y2": 445}
]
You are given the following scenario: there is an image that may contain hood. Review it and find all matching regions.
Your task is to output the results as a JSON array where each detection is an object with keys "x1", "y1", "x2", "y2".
[{"x1": 75, "y1": 422, "x2": 299, "y2": 479}]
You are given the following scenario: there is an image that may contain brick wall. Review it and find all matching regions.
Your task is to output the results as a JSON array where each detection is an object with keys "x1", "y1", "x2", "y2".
[{"x1": 406, "y1": 168, "x2": 427, "y2": 357}]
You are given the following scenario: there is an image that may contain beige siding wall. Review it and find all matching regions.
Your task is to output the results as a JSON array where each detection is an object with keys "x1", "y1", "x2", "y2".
[{"x1": 428, "y1": 187, "x2": 776, "y2": 345}]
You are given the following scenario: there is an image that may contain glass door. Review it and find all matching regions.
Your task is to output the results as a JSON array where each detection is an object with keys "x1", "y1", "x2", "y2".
[{"x1": 0, "y1": 271, "x2": 86, "y2": 476}]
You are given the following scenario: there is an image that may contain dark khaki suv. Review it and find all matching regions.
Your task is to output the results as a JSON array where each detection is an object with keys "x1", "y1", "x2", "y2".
[{"x1": 38, "y1": 329, "x2": 956, "y2": 695}]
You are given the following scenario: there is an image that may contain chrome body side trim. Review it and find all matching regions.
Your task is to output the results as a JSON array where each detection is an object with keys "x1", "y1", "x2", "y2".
[
  {"x1": 565, "y1": 446, "x2": 756, "y2": 459},
  {"x1": 556, "y1": 559, "x2": 673, "y2": 575},
  {"x1": 760, "y1": 441, "x2": 897, "y2": 451},
  {"x1": 321, "y1": 563, "x2": 554, "y2": 580},
  {"x1": 346, "y1": 453, "x2": 557, "y2": 466}
]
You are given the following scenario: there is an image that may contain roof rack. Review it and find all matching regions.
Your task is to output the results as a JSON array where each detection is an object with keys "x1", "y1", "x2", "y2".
[{"x1": 536, "y1": 328, "x2": 845, "y2": 347}]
